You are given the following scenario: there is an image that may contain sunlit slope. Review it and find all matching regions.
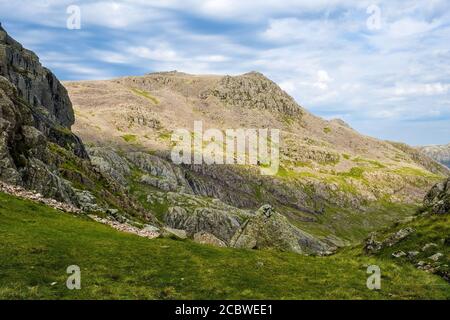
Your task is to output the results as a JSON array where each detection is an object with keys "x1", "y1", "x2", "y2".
[{"x1": 0, "y1": 192, "x2": 448, "y2": 300}]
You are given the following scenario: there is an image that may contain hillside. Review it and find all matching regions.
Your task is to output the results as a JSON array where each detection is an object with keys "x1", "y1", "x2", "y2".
[
  {"x1": 365, "y1": 178, "x2": 449, "y2": 283},
  {"x1": 0, "y1": 191, "x2": 448, "y2": 299},
  {"x1": 64, "y1": 71, "x2": 448, "y2": 250},
  {"x1": 418, "y1": 144, "x2": 450, "y2": 168}
]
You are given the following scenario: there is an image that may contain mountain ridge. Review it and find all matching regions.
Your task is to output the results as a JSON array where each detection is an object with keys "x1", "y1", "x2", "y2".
[
  {"x1": 418, "y1": 143, "x2": 450, "y2": 168},
  {"x1": 1, "y1": 24, "x2": 448, "y2": 256}
]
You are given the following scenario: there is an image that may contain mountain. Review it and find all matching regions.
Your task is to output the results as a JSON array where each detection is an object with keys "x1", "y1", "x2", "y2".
[
  {"x1": 64, "y1": 71, "x2": 448, "y2": 250},
  {"x1": 1, "y1": 24, "x2": 448, "y2": 255},
  {"x1": 1, "y1": 25, "x2": 449, "y2": 299},
  {"x1": 418, "y1": 143, "x2": 450, "y2": 168}
]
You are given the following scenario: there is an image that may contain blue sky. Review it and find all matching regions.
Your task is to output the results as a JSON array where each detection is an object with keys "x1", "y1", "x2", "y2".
[{"x1": 1, "y1": 0, "x2": 449, "y2": 146}]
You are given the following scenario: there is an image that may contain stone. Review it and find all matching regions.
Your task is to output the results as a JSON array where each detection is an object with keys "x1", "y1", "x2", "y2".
[
  {"x1": 423, "y1": 178, "x2": 449, "y2": 214},
  {"x1": 428, "y1": 253, "x2": 443, "y2": 261},
  {"x1": 230, "y1": 205, "x2": 334, "y2": 255},
  {"x1": 256, "y1": 204, "x2": 275, "y2": 218},
  {"x1": 422, "y1": 243, "x2": 438, "y2": 251},
  {"x1": 143, "y1": 224, "x2": 160, "y2": 233},
  {"x1": 193, "y1": 231, "x2": 227, "y2": 247},
  {"x1": 407, "y1": 251, "x2": 420, "y2": 258},
  {"x1": 163, "y1": 227, "x2": 187, "y2": 239},
  {"x1": 392, "y1": 251, "x2": 406, "y2": 258}
]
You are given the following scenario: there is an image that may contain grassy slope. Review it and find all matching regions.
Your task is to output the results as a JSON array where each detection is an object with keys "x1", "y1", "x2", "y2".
[
  {"x1": 372, "y1": 213, "x2": 449, "y2": 278},
  {"x1": 0, "y1": 192, "x2": 448, "y2": 300}
]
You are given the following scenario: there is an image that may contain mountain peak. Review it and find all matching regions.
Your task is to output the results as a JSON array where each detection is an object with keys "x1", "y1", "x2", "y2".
[{"x1": 204, "y1": 71, "x2": 304, "y2": 117}]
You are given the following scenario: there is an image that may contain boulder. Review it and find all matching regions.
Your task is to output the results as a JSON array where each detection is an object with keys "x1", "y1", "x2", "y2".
[
  {"x1": 423, "y1": 178, "x2": 450, "y2": 214},
  {"x1": 163, "y1": 227, "x2": 187, "y2": 239},
  {"x1": 193, "y1": 231, "x2": 227, "y2": 247},
  {"x1": 428, "y1": 253, "x2": 443, "y2": 261},
  {"x1": 230, "y1": 205, "x2": 333, "y2": 255}
]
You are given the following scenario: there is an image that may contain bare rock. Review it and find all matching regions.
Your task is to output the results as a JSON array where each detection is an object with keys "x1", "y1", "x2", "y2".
[{"x1": 193, "y1": 231, "x2": 227, "y2": 247}]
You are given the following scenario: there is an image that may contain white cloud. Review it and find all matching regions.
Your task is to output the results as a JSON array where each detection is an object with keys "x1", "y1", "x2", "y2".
[
  {"x1": 313, "y1": 70, "x2": 333, "y2": 90},
  {"x1": 127, "y1": 45, "x2": 179, "y2": 62},
  {"x1": 394, "y1": 83, "x2": 450, "y2": 96}
]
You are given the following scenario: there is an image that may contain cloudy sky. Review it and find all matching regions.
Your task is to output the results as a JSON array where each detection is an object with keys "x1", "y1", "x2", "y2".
[{"x1": 1, "y1": 0, "x2": 449, "y2": 145}]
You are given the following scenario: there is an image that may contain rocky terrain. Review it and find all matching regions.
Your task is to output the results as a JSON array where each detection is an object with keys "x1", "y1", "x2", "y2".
[
  {"x1": 365, "y1": 178, "x2": 449, "y2": 282},
  {"x1": 1, "y1": 24, "x2": 449, "y2": 257},
  {"x1": 65, "y1": 71, "x2": 448, "y2": 249},
  {"x1": 418, "y1": 143, "x2": 450, "y2": 168}
]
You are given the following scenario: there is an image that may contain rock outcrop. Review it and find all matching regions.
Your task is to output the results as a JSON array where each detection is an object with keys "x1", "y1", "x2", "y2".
[
  {"x1": 230, "y1": 205, "x2": 333, "y2": 254},
  {"x1": 0, "y1": 25, "x2": 88, "y2": 205},
  {"x1": 0, "y1": 24, "x2": 87, "y2": 158},
  {"x1": 423, "y1": 178, "x2": 450, "y2": 214},
  {"x1": 200, "y1": 71, "x2": 303, "y2": 117}
]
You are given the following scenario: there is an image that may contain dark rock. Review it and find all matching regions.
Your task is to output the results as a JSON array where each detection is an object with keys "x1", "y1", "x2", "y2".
[
  {"x1": 0, "y1": 24, "x2": 87, "y2": 159},
  {"x1": 423, "y1": 178, "x2": 449, "y2": 214}
]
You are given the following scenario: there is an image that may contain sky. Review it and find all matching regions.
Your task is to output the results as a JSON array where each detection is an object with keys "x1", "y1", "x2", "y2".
[{"x1": 0, "y1": 0, "x2": 449, "y2": 146}]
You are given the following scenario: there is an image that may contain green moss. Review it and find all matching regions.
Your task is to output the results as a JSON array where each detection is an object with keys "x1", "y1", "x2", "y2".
[
  {"x1": 338, "y1": 167, "x2": 365, "y2": 179},
  {"x1": 121, "y1": 134, "x2": 138, "y2": 143},
  {"x1": 158, "y1": 130, "x2": 172, "y2": 141},
  {"x1": 130, "y1": 88, "x2": 159, "y2": 105},
  {"x1": 393, "y1": 166, "x2": 438, "y2": 178},
  {"x1": 352, "y1": 157, "x2": 385, "y2": 169},
  {"x1": 343, "y1": 154, "x2": 351, "y2": 160},
  {"x1": 323, "y1": 127, "x2": 331, "y2": 134}
]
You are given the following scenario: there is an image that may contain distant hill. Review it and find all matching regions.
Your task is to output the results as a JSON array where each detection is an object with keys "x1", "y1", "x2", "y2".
[{"x1": 418, "y1": 144, "x2": 450, "y2": 168}]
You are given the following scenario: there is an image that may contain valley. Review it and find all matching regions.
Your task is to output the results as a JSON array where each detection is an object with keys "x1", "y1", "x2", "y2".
[{"x1": 0, "y1": 23, "x2": 449, "y2": 300}]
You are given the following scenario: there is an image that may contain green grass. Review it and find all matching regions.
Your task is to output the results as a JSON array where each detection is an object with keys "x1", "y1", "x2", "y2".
[
  {"x1": 393, "y1": 166, "x2": 440, "y2": 178},
  {"x1": 337, "y1": 167, "x2": 365, "y2": 179},
  {"x1": 158, "y1": 130, "x2": 172, "y2": 141},
  {"x1": 121, "y1": 134, "x2": 138, "y2": 143},
  {"x1": 372, "y1": 212, "x2": 449, "y2": 279},
  {"x1": 352, "y1": 157, "x2": 385, "y2": 169},
  {"x1": 0, "y1": 192, "x2": 448, "y2": 299},
  {"x1": 130, "y1": 88, "x2": 159, "y2": 105}
]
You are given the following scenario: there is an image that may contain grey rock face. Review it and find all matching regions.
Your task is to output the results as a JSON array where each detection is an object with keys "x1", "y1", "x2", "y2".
[
  {"x1": 127, "y1": 152, "x2": 192, "y2": 193},
  {"x1": 0, "y1": 24, "x2": 87, "y2": 158},
  {"x1": 0, "y1": 27, "x2": 95, "y2": 209},
  {"x1": 0, "y1": 24, "x2": 73, "y2": 128},
  {"x1": 0, "y1": 75, "x2": 78, "y2": 205},
  {"x1": 201, "y1": 72, "x2": 303, "y2": 117},
  {"x1": 164, "y1": 205, "x2": 244, "y2": 243},
  {"x1": 230, "y1": 204, "x2": 333, "y2": 254},
  {"x1": 87, "y1": 147, "x2": 131, "y2": 186},
  {"x1": 423, "y1": 178, "x2": 449, "y2": 214}
]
